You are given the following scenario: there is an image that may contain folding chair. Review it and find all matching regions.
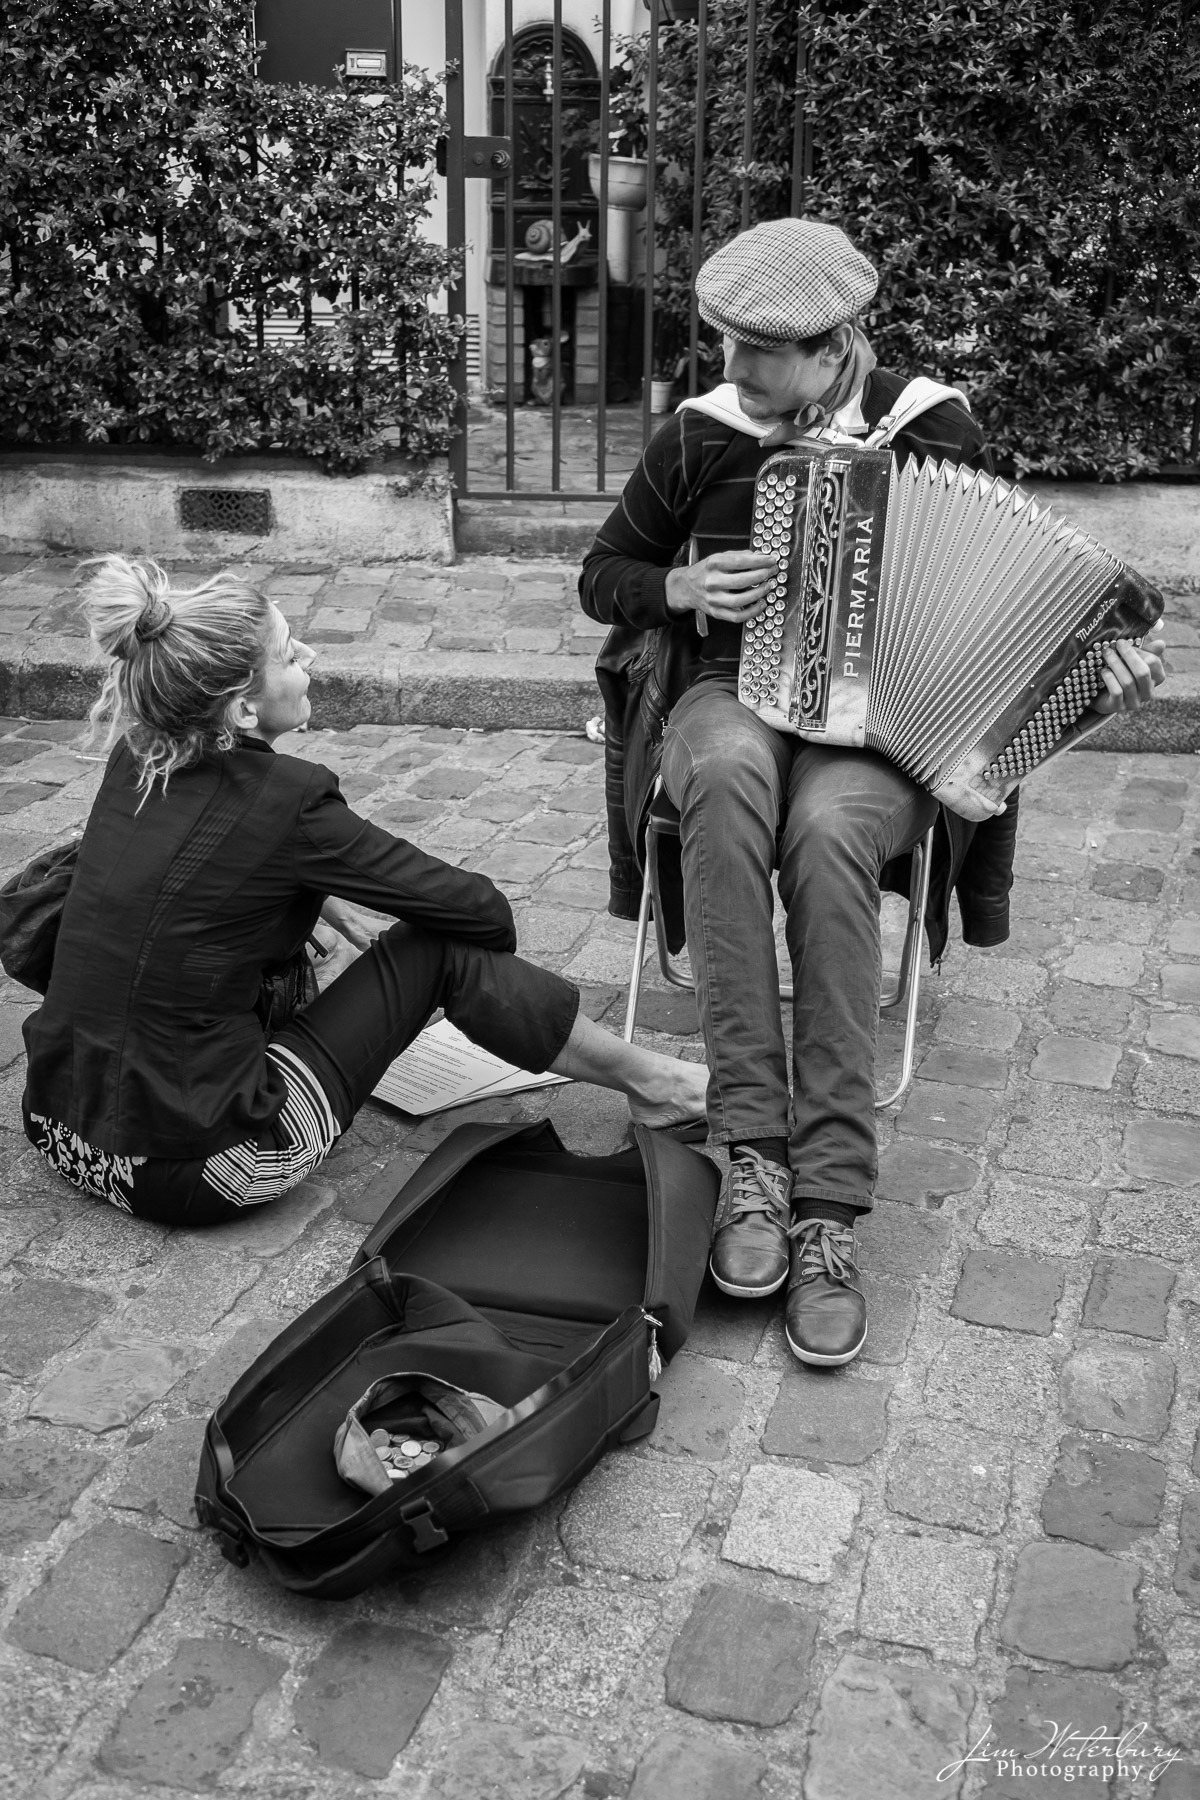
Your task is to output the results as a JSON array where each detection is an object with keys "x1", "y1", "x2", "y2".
[{"x1": 622, "y1": 779, "x2": 935, "y2": 1110}]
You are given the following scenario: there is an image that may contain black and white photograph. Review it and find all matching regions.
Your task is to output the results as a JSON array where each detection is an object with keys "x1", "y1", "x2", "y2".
[{"x1": 0, "y1": 2, "x2": 1196, "y2": 1795}]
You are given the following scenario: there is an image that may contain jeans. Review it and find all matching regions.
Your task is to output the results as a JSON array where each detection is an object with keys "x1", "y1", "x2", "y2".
[{"x1": 661, "y1": 679, "x2": 936, "y2": 1213}]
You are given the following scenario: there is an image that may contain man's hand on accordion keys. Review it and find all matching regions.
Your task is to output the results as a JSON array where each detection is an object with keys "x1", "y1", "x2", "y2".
[
  {"x1": 1088, "y1": 636, "x2": 1166, "y2": 719},
  {"x1": 665, "y1": 550, "x2": 779, "y2": 623}
]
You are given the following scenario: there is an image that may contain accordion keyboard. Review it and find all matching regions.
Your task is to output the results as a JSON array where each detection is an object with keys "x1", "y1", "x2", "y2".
[
  {"x1": 741, "y1": 467, "x2": 801, "y2": 711},
  {"x1": 982, "y1": 641, "x2": 1110, "y2": 783}
]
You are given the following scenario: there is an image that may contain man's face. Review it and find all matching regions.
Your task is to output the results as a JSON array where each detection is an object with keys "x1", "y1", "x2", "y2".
[{"x1": 723, "y1": 332, "x2": 845, "y2": 421}]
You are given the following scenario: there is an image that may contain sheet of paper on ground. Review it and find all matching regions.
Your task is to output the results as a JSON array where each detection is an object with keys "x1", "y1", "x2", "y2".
[{"x1": 371, "y1": 1018, "x2": 569, "y2": 1116}]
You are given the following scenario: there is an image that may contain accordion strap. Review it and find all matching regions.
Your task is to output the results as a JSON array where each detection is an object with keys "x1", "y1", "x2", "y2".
[{"x1": 864, "y1": 377, "x2": 971, "y2": 448}]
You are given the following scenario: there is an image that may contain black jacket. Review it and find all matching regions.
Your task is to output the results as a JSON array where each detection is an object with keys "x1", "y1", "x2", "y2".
[
  {"x1": 23, "y1": 737, "x2": 515, "y2": 1159},
  {"x1": 578, "y1": 368, "x2": 1019, "y2": 959}
]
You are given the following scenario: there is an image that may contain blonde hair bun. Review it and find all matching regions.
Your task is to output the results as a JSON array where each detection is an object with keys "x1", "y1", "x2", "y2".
[
  {"x1": 77, "y1": 555, "x2": 273, "y2": 797},
  {"x1": 81, "y1": 556, "x2": 174, "y2": 661},
  {"x1": 133, "y1": 595, "x2": 173, "y2": 644}
]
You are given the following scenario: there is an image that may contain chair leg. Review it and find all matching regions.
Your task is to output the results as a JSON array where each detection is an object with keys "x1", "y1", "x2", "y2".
[
  {"x1": 876, "y1": 824, "x2": 934, "y2": 1110},
  {"x1": 622, "y1": 853, "x2": 655, "y2": 1043}
]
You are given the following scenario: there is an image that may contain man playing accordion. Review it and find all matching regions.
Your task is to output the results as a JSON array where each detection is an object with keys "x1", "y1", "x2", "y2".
[{"x1": 580, "y1": 218, "x2": 1163, "y2": 1368}]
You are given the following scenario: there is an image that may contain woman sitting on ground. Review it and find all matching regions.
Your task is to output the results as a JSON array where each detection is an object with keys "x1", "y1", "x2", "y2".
[{"x1": 21, "y1": 556, "x2": 706, "y2": 1226}]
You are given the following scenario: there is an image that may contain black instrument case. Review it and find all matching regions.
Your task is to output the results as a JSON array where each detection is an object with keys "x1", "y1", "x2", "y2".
[{"x1": 195, "y1": 1119, "x2": 718, "y2": 1598}]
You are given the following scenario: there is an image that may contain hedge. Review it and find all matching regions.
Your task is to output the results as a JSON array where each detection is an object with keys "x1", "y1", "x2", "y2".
[
  {"x1": 639, "y1": 0, "x2": 1200, "y2": 480},
  {"x1": 0, "y1": 0, "x2": 460, "y2": 473}
]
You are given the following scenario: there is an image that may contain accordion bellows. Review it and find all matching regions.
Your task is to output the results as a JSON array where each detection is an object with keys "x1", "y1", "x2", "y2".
[{"x1": 738, "y1": 445, "x2": 1164, "y2": 820}]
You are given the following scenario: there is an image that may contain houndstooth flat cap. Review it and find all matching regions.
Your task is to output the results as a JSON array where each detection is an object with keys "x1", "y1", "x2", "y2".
[{"x1": 696, "y1": 219, "x2": 878, "y2": 346}]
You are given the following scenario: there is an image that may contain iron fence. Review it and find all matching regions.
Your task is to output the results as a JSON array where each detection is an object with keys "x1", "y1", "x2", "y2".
[{"x1": 442, "y1": 0, "x2": 811, "y2": 500}]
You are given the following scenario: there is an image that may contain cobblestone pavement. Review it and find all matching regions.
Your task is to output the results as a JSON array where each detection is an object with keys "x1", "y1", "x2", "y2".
[
  {"x1": 0, "y1": 703, "x2": 1198, "y2": 1800},
  {"x1": 0, "y1": 550, "x2": 1195, "y2": 742}
]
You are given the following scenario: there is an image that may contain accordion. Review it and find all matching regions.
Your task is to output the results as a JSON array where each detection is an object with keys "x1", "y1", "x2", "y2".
[{"x1": 738, "y1": 444, "x2": 1164, "y2": 820}]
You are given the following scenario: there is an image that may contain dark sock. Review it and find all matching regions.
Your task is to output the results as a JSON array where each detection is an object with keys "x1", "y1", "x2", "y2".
[
  {"x1": 731, "y1": 1137, "x2": 789, "y2": 1171},
  {"x1": 792, "y1": 1198, "x2": 860, "y2": 1231}
]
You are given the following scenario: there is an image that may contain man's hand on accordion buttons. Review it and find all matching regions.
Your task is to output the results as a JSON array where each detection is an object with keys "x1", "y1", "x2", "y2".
[
  {"x1": 665, "y1": 551, "x2": 778, "y2": 623},
  {"x1": 1090, "y1": 636, "x2": 1166, "y2": 718}
]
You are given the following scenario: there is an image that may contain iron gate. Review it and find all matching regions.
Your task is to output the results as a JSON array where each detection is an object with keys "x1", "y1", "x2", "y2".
[{"x1": 441, "y1": 0, "x2": 813, "y2": 500}]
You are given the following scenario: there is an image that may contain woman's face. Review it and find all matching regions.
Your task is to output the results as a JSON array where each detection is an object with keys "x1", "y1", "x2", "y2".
[{"x1": 248, "y1": 607, "x2": 315, "y2": 743}]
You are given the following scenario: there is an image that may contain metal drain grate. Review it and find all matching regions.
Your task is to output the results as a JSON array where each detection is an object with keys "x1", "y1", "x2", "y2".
[{"x1": 179, "y1": 488, "x2": 272, "y2": 535}]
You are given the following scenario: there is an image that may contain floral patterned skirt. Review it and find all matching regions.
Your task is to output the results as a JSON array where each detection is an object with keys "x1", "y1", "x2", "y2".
[{"x1": 26, "y1": 1043, "x2": 340, "y2": 1226}]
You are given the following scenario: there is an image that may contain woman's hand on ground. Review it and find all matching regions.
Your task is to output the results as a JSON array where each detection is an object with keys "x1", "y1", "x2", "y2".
[
  {"x1": 318, "y1": 897, "x2": 387, "y2": 952},
  {"x1": 311, "y1": 900, "x2": 388, "y2": 989}
]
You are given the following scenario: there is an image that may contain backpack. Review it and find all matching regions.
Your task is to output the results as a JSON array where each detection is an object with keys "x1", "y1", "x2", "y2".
[{"x1": 194, "y1": 1118, "x2": 719, "y2": 1599}]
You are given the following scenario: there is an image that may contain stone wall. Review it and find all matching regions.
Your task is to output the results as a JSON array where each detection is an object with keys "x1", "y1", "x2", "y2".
[{"x1": 0, "y1": 452, "x2": 455, "y2": 565}]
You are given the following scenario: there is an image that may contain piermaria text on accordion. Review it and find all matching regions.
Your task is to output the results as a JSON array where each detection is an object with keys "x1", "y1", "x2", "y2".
[{"x1": 843, "y1": 512, "x2": 876, "y2": 680}]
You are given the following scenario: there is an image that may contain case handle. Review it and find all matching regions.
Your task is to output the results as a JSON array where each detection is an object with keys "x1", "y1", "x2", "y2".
[
  {"x1": 198, "y1": 1506, "x2": 250, "y2": 1568},
  {"x1": 618, "y1": 1390, "x2": 661, "y2": 1442}
]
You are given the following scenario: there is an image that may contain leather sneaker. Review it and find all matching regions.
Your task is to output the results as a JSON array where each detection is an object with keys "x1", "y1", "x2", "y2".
[
  {"x1": 784, "y1": 1219, "x2": 867, "y2": 1365},
  {"x1": 708, "y1": 1150, "x2": 793, "y2": 1298}
]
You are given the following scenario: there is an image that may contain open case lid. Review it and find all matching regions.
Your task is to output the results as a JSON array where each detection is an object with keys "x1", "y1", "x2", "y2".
[{"x1": 350, "y1": 1119, "x2": 718, "y2": 1362}]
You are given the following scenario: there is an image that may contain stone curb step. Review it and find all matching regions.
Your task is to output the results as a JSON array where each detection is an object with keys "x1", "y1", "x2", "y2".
[
  {"x1": 0, "y1": 641, "x2": 602, "y2": 733},
  {"x1": 455, "y1": 500, "x2": 612, "y2": 559},
  {"x1": 2, "y1": 637, "x2": 1198, "y2": 745}
]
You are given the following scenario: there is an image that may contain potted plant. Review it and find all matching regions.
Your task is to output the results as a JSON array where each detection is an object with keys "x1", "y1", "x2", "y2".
[
  {"x1": 589, "y1": 147, "x2": 649, "y2": 212},
  {"x1": 650, "y1": 351, "x2": 691, "y2": 411},
  {"x1": 650, "y1": 309, "x2": 689, "y2": 409},
  {"x1": 649, "y1": 373, "x2": 676, "y2": 413},
  {"x1": 583, "y1": 61, "x2": 650, "y2": 211}
]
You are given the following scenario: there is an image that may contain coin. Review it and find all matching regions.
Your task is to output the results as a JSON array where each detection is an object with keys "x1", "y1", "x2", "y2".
[{"x1": 399, "y1": 1439, "x2": 422, "y2": 1457}]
